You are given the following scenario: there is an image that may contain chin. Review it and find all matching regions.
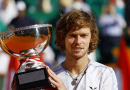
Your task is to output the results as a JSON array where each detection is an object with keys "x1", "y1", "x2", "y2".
[{"x1": 72, "y1": 54, "x2": 84, "y2": 59}]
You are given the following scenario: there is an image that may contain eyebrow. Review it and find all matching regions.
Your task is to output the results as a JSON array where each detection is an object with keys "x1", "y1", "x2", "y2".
[{"x1": 69, "y1": 32, "x2": 90, "y2": 35}]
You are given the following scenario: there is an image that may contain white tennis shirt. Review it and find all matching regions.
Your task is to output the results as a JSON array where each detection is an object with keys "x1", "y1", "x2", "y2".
[{"x1": 54, "y1": 60, "x2": 118, "y2": 90}]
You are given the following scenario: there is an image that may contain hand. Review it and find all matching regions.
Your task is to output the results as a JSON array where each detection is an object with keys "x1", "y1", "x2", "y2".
[{"x1": 45, "y1": 66, "x2": 67, "y2": 90}]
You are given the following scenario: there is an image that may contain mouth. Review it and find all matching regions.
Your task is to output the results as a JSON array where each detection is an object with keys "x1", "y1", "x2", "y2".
[{"x1": 72, "y1": 47, "x2": 83, "y2": 52}]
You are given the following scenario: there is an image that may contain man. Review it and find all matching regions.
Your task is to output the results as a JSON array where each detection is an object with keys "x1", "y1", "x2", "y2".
[{"x1": 46, "y1": 9, "x2": 118, "y2": 90}]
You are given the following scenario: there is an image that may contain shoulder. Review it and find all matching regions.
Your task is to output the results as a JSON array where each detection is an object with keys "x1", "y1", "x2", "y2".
[
  {"x1": 88, "y1": 60, "x2": 118, "y2": 88},
  {"x1": 89, "y1": 60, "x2": 109, "y2": 69},
  {"x1": 87, "y1": 60, "x2": 118, "y2": 88},
  {"x1": 91, "y1": 61, "x2": 118, "y2": 89},
  {"x1": 88, "y1": 60, "x2": 116, "y2": 78}
]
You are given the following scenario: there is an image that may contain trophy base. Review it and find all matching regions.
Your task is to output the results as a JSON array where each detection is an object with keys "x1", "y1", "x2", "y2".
[{"x1": 16, "y1": 68, "x2": 52, "y2": 90}]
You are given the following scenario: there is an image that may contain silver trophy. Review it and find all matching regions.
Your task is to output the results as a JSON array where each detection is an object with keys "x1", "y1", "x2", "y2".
[{"x1": 0, "y1": 24, "x2": 52, "y2": 89}]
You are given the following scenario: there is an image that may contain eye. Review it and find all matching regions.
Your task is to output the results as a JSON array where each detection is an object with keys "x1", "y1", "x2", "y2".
[
  {"x1": 81, "y1": 34, "x2": 88, "y2": 37},
  {"x1": 69, "y1": 34, "x2": 76, "y2": 37}
]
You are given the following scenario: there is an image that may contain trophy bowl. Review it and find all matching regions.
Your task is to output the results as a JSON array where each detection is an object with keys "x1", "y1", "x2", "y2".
[{"x1": 0, "y1": 24, "x2": 52, "y2": 89}]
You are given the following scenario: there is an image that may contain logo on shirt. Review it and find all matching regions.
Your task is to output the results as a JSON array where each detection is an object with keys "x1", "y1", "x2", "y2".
[{"x1": 89, "y1": 86, "x2": 97, "y2": 90}]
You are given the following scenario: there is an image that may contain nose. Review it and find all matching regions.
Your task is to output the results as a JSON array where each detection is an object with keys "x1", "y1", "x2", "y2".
[{"x1": 74, "y1": 35, "x2": 81, "y2": 44}]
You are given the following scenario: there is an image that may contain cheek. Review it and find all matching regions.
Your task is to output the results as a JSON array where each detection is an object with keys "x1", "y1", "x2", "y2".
[
  {"x1": 84, "y1": 38, "x2": 91, "y2": 46},
  {"x1": 86, "y1": 36, "x2": 91, "y2": 43},
  {"x1": 88, "y1": 38, "x2": 91, "y2": 44},
  {"x1": 65, "y1": 39, "x2": 75, "y2": 50},
  {"x1": 66, "y1": 38, "x2": 74, "y2": 44}
]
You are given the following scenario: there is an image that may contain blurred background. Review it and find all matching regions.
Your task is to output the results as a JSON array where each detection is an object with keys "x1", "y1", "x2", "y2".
[{"x1": 0, "y1": 0, "x2": 130, "y2": 90}]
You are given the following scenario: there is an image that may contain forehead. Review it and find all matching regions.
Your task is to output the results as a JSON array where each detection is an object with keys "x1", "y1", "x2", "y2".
[{"x1": 68, "y1": 27, "x2": 91, "y2": 34}]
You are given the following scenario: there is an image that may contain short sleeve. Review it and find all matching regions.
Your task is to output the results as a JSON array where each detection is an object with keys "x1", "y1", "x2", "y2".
[{"x1": 100, "y1": 67, "x2": 118, "y2": 90}]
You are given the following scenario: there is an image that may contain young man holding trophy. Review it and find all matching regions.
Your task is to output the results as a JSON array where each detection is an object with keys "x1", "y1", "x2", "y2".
[
  {"x1": 1, "y1": 9, "x2": 118, "y2": 90},
  {"x1": 46, "y1": 10, "x2": 118, "y2": 90}
]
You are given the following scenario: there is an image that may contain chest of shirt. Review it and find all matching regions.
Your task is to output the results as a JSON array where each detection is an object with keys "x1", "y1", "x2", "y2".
[{"x1": 58, "y1": 71, "x2": 101, "y2": 90}]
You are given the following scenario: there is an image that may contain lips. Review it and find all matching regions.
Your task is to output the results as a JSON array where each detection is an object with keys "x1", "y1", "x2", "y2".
[{"x1": 72, "y1": 47, "x2": 83, "y2": 52}]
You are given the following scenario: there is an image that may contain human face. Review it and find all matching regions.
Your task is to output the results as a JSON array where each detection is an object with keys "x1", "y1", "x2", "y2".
[{"x1": 65, "y1": 27, "x2": 91, "y2": 59}]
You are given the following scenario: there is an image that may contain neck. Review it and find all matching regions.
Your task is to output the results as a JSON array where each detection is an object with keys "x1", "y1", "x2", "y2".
[{"x1": 63, "y1": 55, "x2": 89, "y2": 75}]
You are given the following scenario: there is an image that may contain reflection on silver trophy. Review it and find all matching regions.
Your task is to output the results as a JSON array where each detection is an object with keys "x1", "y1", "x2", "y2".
[{"x1": 0, "y1": 24, "x2": 52, "y2": 89}]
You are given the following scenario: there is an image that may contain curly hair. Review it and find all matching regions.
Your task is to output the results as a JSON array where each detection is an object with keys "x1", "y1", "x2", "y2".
[{"x1": 55, "y1": 9, "x2": 99, "y2": 54}]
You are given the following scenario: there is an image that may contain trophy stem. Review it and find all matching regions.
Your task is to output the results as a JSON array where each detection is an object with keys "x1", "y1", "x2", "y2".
[{"x1": 18, "y1": 56, "x2": 45, "y2": 73}]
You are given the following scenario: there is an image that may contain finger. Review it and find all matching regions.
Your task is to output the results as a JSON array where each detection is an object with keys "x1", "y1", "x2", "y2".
[
  {"x1": 46, "y1": 66, "x2": 59, "y2": 79},
  {"x1": 46, "y1": 66, "x2": 57, "y2": 76},
  {"x1": 48, "y1": 77, "x2": 58, "y2": 88},
  {"x1": 45, "y1": 66, "x2": 60, "y2": 82}
]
